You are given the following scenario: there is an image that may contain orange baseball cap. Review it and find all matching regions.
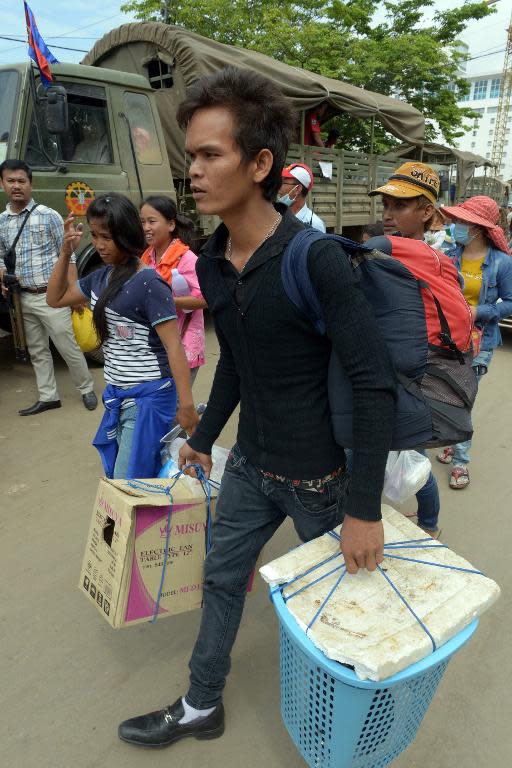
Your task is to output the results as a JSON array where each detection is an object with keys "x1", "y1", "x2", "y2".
[{"x1": 369, "y1": 162, "x2": 440, "y2": 206}]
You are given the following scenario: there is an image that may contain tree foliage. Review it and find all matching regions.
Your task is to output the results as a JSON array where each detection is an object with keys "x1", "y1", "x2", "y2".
[{"x1": 120, "y1": 0, "x2": 495, "y2": 151}]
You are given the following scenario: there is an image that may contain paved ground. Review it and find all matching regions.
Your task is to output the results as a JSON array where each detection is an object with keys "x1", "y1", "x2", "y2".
[{"x1": 1, "y1": 321, "x2": 510, "y2": 768}]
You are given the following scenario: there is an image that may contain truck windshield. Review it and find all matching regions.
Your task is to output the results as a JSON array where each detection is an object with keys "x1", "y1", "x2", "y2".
[
  {"x1": 25, "y1": 81, "x2": 113, "y2": 168},
  {"x1": 0, "y1": 71, "x2": 19, "y2": 163}
]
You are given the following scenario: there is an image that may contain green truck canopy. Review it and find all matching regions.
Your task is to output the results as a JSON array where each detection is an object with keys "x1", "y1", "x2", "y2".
[{"x1": 83, "y1": 22, "x2": 425, "y2": 179}]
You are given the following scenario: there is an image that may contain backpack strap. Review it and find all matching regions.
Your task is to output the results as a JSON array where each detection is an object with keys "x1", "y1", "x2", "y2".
[
  {"x1": 281, "y1": 228, "x2": 371, "y2": 335},
  {"x1": 416, "y1": 278, "x2": 465, "y2": 364},
  {"x1": 3, "y1": 204, "x2": 39, "y2": 275}
]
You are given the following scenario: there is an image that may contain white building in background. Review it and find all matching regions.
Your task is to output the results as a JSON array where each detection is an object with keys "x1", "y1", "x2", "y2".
[{"x1": 454, "y1": 71, "x2": 512, "y2": 182}]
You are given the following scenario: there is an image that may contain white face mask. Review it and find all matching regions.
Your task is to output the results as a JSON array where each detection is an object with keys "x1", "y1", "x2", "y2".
[{"x1": 277, "y1": 185, "x2": 299, "y2": 207}]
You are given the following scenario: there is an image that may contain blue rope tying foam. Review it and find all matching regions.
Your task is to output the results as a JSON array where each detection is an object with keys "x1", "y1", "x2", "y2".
[
  {"x1": 127, "y1": 465, "x2": 216, "y2": 623},
  {"x1": 384, "y1": 552, "x2": 485, "y2": 576},
  {"x1": 274, "y1": 529, "x2": 485, "y2": 648},
  {"x1": 377, "y1": 564, "x2": 438, "y2": 651},
  {"x1": 328, "y1": 530, "x2": 446, "y2": 550},
  {"x1": 284, "y1": 562, "x2": 346, "y2": 603},
  {"x1": 307, "y1": 567, "x2": 347, "y2": 632},
  {"x1": 270, "y1": 550, "x2": 343, "y2": 599}
]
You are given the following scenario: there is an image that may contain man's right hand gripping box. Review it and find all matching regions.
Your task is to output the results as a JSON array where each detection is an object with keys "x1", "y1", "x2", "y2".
[{"x1": 78, "y1": 477, "x2": 218, "y2": 628}]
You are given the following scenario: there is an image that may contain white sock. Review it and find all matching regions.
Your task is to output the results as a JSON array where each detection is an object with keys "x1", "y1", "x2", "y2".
[{"x1": 178, "y1": 696, "x2": 216, "y2": 724}]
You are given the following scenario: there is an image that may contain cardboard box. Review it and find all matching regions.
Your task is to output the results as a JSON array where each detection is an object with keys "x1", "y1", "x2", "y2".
[{"x1": 79, "y1": 476, "x2": 221, "y2": 628}]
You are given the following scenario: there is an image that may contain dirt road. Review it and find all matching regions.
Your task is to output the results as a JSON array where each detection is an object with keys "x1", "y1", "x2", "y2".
[{"x1": 1, "y1": 324, "x2": 510, "y2": 768}]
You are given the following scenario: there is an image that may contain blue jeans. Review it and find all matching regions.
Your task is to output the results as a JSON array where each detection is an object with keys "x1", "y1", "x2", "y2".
[
  {"x1": 415, "y1": 449, "x2": 440, "y2": 531},
  {"x1": 113, "y1": 403, "x2": 137, "y2": 479},
  {"x1": 185, "y1": 443, "x2": 349, "y2": 708},
  {"x1": 452, "y1": 350, "x2": 493, "y2": 467}
]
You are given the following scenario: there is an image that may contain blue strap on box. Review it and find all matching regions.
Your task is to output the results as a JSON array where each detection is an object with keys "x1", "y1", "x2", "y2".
[{"x1": 127, "y1": 466, "x2": 219, "y2": 623}]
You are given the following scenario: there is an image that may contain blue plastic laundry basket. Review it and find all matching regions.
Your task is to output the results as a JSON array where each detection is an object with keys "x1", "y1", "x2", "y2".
[{"x1": 272, "y1": 588, "x2": 478, "y2": 768}]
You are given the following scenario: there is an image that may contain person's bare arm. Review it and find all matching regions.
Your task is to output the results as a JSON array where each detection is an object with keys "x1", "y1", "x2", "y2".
[
  {"x1": 47, "y1": 214, "x2": 87, "y2": 308},
  {"x1": 155, "y1": 319, "x2": 199, "y2": 436},
  {"x1": 173, "y1": 296, "x2": 207, "y2": 311},
  {"x1": 312, "y1": 131, "x2": 325, "y2": 147}
]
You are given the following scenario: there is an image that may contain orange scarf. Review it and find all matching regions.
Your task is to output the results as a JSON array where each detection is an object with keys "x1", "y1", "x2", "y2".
[{"x1": 141, "y1": 238, "x2": 189, "y2": 284}]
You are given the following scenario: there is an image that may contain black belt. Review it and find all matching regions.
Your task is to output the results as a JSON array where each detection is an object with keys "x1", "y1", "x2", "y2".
[{"x1": 20, "y1": 285, "x2": 47, "y2": 294}]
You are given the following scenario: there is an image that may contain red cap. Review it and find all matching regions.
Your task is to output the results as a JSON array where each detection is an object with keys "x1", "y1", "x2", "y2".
[{"x1": 282, "y1": 163, "x2": 314, "y2": 191}]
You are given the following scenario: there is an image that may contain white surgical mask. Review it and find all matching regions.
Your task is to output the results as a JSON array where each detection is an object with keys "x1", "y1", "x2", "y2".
[
  {"x1": 453, "y1": 222, "x2": 475, "y2": 246},
  {"x1": 277, "y1": 184, "x2": 299, "y2": 207},
  {"x1": 277, "y1": 193, "x2": 294, "y2": 207}
]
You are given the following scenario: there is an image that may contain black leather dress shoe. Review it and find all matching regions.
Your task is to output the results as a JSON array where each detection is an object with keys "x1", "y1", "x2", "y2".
[
  {"x1": 118, "y1": 697, "x2": 224, "y2": 748},
  {"x1": 82, "y1": 391, "x2": 98, "y2": 410},
  {"x1": 19, "y1": 400, "x2": 61, "y2": 416}
]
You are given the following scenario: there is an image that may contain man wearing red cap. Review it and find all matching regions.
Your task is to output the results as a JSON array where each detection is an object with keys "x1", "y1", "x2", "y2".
[
  {"x1": 436, "y1": 195, "x2": 512, "y2": 489},
  {"x1": 278, "y1": 163, "x2": 326, "y2": 232}
]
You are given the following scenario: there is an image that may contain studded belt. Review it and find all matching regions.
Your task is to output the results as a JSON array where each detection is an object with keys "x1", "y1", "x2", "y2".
[{"x1": 259, "y1": 465, "x2": 345, "y2": 493}]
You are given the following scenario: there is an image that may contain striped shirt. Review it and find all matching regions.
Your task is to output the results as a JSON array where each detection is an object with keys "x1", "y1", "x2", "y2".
[
  {"x1": 78, "y1": 266, "x2": 177, "y2": 386},
  {"x1": 0, "y1": 199, "x2": 71, "y2": 288}
]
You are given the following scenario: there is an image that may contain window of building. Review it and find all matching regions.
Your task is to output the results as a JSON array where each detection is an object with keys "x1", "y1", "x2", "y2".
[
  {"x1": 473, "y1": 80, "x2": 488, "y2": 100},
  {"x1": 487, "y1": 141, "x2": 492, "y2": 146},
  {"x1": 472, "y1": 130, "x2": 477, "y2": 136},
  {"x1": 487, "y1": 106, "x2": 498, "y2": 114},
  {"x1": 486, "y1": 152, "x2": 490, "y2": 158},
  {"x1": 471, "y1": 141, "x2": 476, "y2": 148},
  {"x1": 490, "y1": 118, "x2": 496, "y2": 124},
  {"x1": 490, "y1": 78, "x2": 501, "y2": 98}
]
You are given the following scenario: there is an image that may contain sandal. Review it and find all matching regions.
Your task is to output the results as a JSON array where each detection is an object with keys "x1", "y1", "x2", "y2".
[
  {"x1": 418, "y1": 525, "x2": 442, "y2": 540},
  {"x1": 449, "y1": 466, "x2": 470, "y2": 490},
  {"x1": 437, "y1": 447, "x2": 454, "y2": 465}
]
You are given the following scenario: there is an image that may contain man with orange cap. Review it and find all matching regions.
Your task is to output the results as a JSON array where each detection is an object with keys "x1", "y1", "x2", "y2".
[{"x1": 369, "y1": 161, "x2": 444, "y2": 536}]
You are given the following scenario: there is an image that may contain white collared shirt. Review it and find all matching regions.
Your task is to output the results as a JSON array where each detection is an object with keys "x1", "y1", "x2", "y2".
[{"x1": 295, "y1": 203, "x2": 326, "y2": 233}]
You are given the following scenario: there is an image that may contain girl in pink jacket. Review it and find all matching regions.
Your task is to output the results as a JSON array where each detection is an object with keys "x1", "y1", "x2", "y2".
[{"x1": 140, "y1": 196, "x2": 206, "y2": 386}]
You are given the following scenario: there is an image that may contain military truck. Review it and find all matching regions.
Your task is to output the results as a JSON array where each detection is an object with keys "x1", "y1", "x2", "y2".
[{"x1": 0, "y1": 22, "x2": 426, "y2": 279}]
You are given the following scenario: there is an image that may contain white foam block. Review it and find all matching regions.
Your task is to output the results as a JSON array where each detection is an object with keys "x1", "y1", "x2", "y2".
[{"x1": 260, "y1": 505, "x2": 500, "y2": 681}]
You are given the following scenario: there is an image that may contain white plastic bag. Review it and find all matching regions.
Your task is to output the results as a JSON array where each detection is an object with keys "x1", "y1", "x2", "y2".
[
  {"x1": 160, "y1": 437, "x2": 230, "y2": 486},
  {"x1": 383, "y1": 450, "x2": 431, "y2": 504}
]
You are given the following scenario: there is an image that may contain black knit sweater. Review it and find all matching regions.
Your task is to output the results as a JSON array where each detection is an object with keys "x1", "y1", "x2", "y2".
[{"x1": 187, "y1": 209, "x2": 396, "y2": 521}]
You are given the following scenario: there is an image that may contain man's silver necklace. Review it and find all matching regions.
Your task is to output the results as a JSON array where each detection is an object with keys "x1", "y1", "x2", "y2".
[{"x1": 225, "y1": 213, "x2": 282, "y2": 262}]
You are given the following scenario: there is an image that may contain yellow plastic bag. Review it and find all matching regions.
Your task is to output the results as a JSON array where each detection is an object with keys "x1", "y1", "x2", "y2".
[{"x1": 71, "y1": 307, "x2": 101, "y2": 353}]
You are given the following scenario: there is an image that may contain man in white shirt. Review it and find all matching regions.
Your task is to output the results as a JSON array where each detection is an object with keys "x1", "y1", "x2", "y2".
[
  {"x1": 0, "y1": 159, "x2": 97, "y2": 415},
  {"x1": 277, "y1": 163, "x2": 326, "y2": 232}
]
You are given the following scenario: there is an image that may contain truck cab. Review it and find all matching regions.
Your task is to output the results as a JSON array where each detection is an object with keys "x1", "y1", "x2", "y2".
[{"x1": 0, "y1": 63, "x2": 175, "y2": 275}]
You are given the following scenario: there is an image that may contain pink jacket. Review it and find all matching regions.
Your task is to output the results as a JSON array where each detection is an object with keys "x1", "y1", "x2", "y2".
[
  {"x1": 144, "y1": 245, "x2": 205, "y2": 369},
  {"x1": 176, "y1": 249, "x2": 205, "y2": 368}
]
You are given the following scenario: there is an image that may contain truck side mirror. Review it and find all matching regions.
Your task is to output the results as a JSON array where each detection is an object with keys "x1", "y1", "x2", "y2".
[{"x1": 46, "y1": 86, "x2": 68, "y2": 135}]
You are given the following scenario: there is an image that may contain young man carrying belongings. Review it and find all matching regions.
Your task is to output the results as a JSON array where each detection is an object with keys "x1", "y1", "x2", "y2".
[
  {"x1": 282, "y1": 162, "x2": 476, "y2": 539},
  {"x1": 117, "y1": 66, "x2": 397, "y2": 749}
]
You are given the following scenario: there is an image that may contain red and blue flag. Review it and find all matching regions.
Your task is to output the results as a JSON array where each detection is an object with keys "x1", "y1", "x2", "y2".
[{"x1": 24, "y1": 2, "x2": 58, "y2": 88}]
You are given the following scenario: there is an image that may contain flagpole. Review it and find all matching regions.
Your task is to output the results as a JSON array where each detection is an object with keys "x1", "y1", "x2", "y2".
[{"x1": 23, "y1": 1, "x2": 62, "y2": 170}]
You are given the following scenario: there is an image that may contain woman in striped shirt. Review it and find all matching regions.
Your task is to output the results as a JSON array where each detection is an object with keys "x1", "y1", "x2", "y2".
[{"x1": 47, "y1": 193, "x2": 198, "y2": 479}]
